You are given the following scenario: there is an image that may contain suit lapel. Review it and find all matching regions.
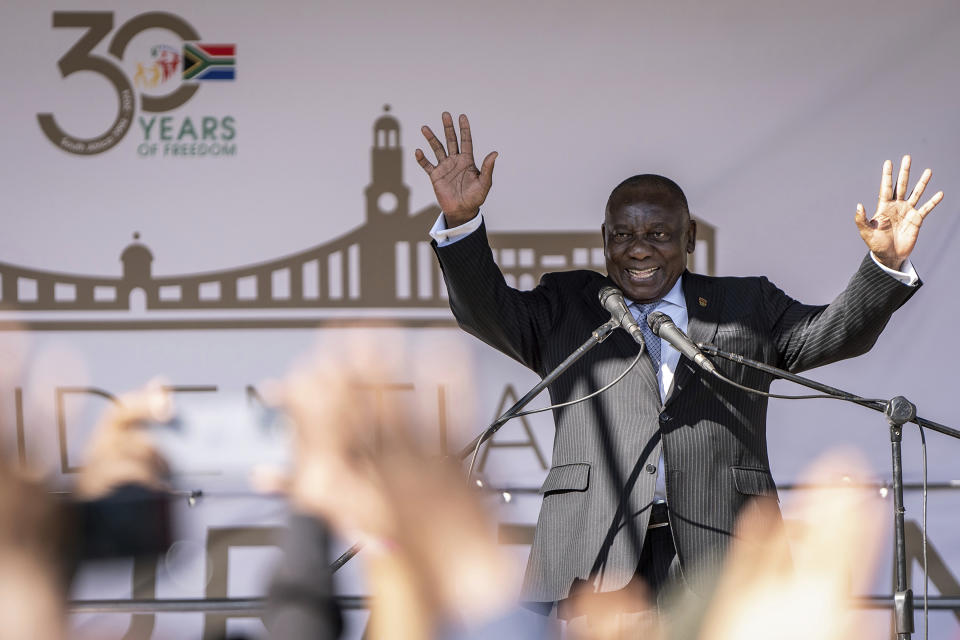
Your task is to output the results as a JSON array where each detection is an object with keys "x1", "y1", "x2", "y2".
[
  {"x1": 579, "y1": 275, "x2": 617, "y2": 328},
  {"x1": 664, "y1": 271, "x2": 723, "y2": 407}
]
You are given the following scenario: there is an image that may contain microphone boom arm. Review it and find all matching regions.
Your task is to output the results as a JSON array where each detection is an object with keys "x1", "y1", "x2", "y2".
[
  {"x1": 458, "y1": 317, "x2": 620, "y2": 459},
  {"x1": 696, "y1": 343, "x2": 960, "y2": 437}
]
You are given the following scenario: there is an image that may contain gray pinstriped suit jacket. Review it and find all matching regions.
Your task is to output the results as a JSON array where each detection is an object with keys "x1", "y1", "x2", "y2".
[{"x1": 434, "y1": 222, "x2": 919, "y2": 603}]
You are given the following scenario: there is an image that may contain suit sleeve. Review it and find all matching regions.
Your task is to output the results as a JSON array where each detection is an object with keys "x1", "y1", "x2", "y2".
[
  {"x1": 762, "y1": 254, "x2": 920, "y2": 373},
  {"x1": 433, "y1": 221, "x2": 563, "y2": 374}
]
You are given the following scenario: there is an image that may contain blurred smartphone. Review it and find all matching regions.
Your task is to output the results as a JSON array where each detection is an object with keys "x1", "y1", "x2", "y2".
[
  {"x1": 150, "y1": 393, "x2": 292, "y2": 491},
  {"x1": 70, "y1": 484, "x2": 174, "y2": 561}
]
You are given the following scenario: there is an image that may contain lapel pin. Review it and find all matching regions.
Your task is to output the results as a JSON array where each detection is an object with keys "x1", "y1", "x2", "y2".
[{"x1": 698, "y1": 297, "x2": 708, "y2": 307}]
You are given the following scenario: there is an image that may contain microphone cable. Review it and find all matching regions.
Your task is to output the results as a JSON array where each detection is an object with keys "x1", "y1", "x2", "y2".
[
  {"x1": 705, "y1": 367, "x2": 887, "y2": 408},
  {"x1": 511, "y1": 350, "x2": 646, "y2": 419},
  {"x1": 466, "y1": 349, "x2": 645, "y2": 483}
]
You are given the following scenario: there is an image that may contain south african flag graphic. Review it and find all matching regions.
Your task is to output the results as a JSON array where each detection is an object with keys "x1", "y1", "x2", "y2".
[{"x1": 183, "y1": 43, "x2": 236, "y2": 81}]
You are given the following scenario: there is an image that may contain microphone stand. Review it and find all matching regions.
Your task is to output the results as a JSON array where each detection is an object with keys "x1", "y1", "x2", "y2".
[
  {"x1": 330, "y1": 317, "x2": 625, "y2": 572},
  {"x1": 459, "y1": 317, "x2": 623, "y2": 463},
  {"x1": 698, "y1": 343, "x2": 960, "y2": 640}
]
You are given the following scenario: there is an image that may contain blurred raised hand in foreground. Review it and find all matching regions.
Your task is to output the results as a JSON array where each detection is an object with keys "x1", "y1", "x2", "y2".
[{"x1": 261, "y1": 338, "x2": 519, "y2": 640}]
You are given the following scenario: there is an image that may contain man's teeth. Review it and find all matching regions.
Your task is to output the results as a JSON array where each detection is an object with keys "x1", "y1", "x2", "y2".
[{"x1": 627, "y1": 267, "x2": 658, "y2": 278}]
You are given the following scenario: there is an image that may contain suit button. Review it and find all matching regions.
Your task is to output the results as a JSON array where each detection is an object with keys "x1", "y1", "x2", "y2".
[
  {"x1": 659, "y1": 413, "x2": 672, "y2": 423},
  {"x1": 645, "y1": 464, "x2": 657, "y2": 474}
]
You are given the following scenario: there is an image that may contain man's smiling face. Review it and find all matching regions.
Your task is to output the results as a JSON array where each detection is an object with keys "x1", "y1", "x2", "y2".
[{"x1": 602, "y1": 195, "x2": 696, "y2": 303}]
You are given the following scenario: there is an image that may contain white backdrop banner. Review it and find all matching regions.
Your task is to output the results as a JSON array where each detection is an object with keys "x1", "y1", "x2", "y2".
[{"x1": 1, "y1": 0, "x2": 959, "y2": 638}]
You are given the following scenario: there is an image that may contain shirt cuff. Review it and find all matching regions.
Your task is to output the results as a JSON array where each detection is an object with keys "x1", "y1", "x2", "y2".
[
  {"x1": 429, "y1": 211, "x2": 484, "y2": 247},
  {"x1": 870, "y1": 253, "x2": 919, "y2": 286}
]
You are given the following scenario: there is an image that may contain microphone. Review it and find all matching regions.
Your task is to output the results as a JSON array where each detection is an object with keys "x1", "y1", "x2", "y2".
[
  {"x1": 598, "y1": 286, "x2": 645, "y2": 346},
  {"x1": 646, "y1": 311, "x2": 718, "y2": 375}
]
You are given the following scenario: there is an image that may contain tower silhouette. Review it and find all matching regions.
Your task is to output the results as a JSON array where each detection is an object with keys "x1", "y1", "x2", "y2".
[
  {"x1": 361, "y1": 105, "x2": 415, "y2": 302},
  {"x1": 365, "y1": 105, "x2": 410, "y2": 218}
]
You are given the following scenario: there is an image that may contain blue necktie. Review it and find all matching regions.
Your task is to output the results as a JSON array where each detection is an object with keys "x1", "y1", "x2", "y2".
[{"x1": 634, "y1": 302, "x2": 661, "y2": 374}]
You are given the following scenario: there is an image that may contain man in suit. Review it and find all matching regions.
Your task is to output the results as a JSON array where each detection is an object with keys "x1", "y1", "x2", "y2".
[{"x1": 415, "y1": 112, "x2": 943, "y2": 614}]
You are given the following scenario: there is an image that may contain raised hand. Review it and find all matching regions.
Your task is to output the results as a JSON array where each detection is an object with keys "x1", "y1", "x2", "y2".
[
  {"x1": 76, "y1": 381, "x2": 173, "y2": 499},
  {"x1": 264, "y1": 338, "x2": 514, "y2": 636},
  {"x1": 415, "y1": 112, "x2": 497, "y2": 227},
  {"x1": 856, "y1": 155, "x2": 944, "y2": 271},
  {"x1": 698, "y1": 452, "x2": 887, "y2": 640}
]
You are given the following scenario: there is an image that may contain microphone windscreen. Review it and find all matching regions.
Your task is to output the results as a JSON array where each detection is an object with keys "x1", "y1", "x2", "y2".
[
  {"x1": 647, "y1": 311, "x2": 670, "y2": 334},
  {"x1": 598, "y1": 286, "x2": 622, "y2": 306}
]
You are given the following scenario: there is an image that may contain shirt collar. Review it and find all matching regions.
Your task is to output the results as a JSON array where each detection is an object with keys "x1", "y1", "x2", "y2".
[{"x1": 626, "y1": 275, "x2": 685, "y2": 310}]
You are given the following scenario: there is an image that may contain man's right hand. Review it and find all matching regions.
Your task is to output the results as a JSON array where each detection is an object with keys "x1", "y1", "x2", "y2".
[{"x1": 415, "y1": 112, "x2": 497, "y2": 227}]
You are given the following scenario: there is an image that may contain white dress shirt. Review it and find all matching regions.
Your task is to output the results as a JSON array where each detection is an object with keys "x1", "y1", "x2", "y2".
[{"x1": 626, "y1": 280, "x2": 685, "y2": 502}]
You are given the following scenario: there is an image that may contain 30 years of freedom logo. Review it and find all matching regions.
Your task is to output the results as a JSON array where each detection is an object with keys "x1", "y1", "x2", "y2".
[{"x1": 37, "y1": 11, "x2": 237, "y2": 157}]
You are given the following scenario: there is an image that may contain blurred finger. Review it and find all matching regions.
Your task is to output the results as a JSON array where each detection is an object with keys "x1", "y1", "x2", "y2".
[
  {"x1": 878, "y1": 159, "x2": 893, "y2": 204},
  {"x1": 256, "y1": 378, "x2": 284, "y2": 407},
  {"x1": 916, "y1": 190, "x2": 944, "y2": 218},
  {"x1": 95, "y1": 384, "x2": 172, "y2": 438},
  {"x1": 280, "y1": 342, "x2": 384, "y2": 451},
  {"x1": 279, "y1": 368, "x2": 344, "y2": 442},
  {"x1": 727, "y1": 498, "x2": 792, "y2": 588},
  {"x1": 894, "y1": 155, "x2": 910, "y2": 200},
  {"x1": 249, "y1": 465, "x2": 291, "y2": 495},
  {"x1": 414, "y1": 148, "x2": 435, "y2": 175},
  {"x1": 459, "y1": 114, "x2": 473, "y2": 157},
  {"x1": 907, "y1": 168, "x2": 931, "y2": 206},
  {"x1": 788, "y1": 453, "x2": 885, "y2": 597},
  {"x1": 421, "y1": 125, "x2": 447, "y2": 162},
  {"x1": 442, "y1": 111, "x2": 459, "y2": 156},
  {"x1": 113, "y1": 429, "x2": 167, "y2": 470}
]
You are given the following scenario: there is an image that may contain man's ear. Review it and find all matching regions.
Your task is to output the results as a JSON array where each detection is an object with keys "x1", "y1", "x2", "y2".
[
  {"x1": 600, "y1": 223, "x2": 607, "y2": 252},
  {"x1": 686, "y1": 219, "x2": 697, "y2": 254}
]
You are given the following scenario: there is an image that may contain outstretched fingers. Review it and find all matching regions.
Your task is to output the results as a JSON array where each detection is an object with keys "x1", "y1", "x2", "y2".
[
  {"x1": 878, "y1": 159, "x2": 894, "y2": 205},
  {"x1": 442, "y1": 111, "x2": 459, "y2": 156},
  {"x1": 916, "y1": 190, "x2": 944, "y2": 219},
  {"x1": 895, "y1": 155, "x2": 911, "y2": 200},
  {"x1": 414, "y1": 148, "x2": 434, "y2": 175},
  {"x1": 109, "y1": 381, "x2": 173, "y2": 430},
  {"x1": 855, "y1": 203, "x2": 872, "y2": 231},
  {"x1": 478, "y1": 151, "x2": 498, "y2": 189},
  {"x1": 421, "y1": 125, "x2": 447, "y2": 163},
  {"x1": 459, "y1": 114, "x2": 473, "y2": 158},
  {"x1": 907, "y1": 168, "x2": 932, "y2": 207}
]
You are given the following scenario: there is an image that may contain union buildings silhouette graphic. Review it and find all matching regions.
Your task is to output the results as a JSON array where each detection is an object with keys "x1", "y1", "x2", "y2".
[{"x1": 0, "y1": 107, "x2": 715, "y2": 330}]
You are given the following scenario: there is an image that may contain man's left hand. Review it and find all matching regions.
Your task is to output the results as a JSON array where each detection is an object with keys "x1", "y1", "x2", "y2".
[{"x1": 856, "y1": 155, "x2": 944, "y2": 271}]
